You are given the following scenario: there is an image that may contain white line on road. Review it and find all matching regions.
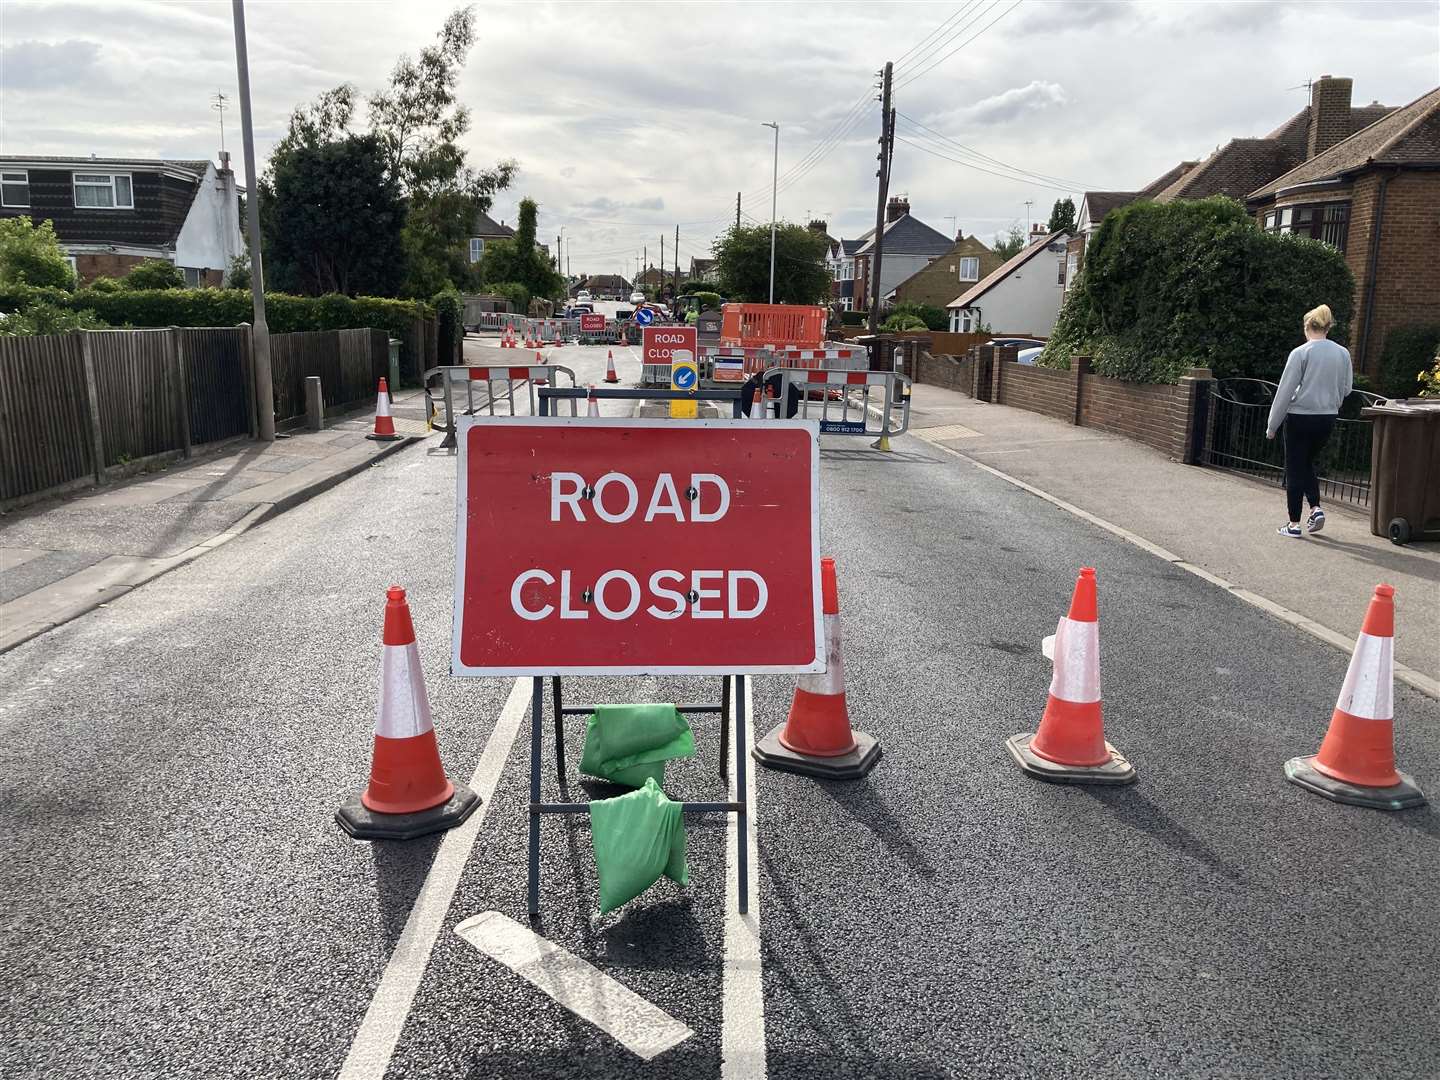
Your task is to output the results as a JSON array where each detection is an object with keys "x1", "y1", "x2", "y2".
[
  {"x1": 721, "y1": 676, "x2": 767, "y2": 1080},
  {"x1": 337, "y1": 676, "x2": 531, "y2": 1080},
  {"x1": 454, "y1": 911, "x2": 694, "y2": 1061}
]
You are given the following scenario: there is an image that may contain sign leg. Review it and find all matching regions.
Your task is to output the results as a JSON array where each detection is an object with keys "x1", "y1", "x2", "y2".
[
  {"x1": 528, "y1": 676, "x2": 543, "y2": 919},
  {"x1": 551, "y1": 675, "x2": 566, "y2": 782},
  {"x1": 720, "y1": 676, "x2": 731, "y2": 780},
  {"x1": 735, "y1": 674, "x2": 749, "y2": 915}
]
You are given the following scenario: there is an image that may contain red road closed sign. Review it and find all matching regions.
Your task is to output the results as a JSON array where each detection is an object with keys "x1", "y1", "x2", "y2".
[
  {"x1": 579, "y1": 313, "x2": 605, "y2": 332},
  {"x1": 642, "y1": 325, "x2": 697, "y2": 366},
  {"x1": 452, "y1": 417, "x2": 823, "y2": 675}
]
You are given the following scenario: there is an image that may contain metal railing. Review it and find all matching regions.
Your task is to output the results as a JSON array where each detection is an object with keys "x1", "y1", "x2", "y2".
[
  {"x1": 773, "y1": 368, "x2": 912, "y2": 443},
  {"x1": 424, "y1": 363, "x2": 580, "y2": 447},
  {"x1": 1203, "y1": 378, "x2": 1383, "y2": 509}
]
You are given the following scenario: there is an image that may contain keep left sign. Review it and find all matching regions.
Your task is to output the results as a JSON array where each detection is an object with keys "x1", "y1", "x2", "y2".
[{"x1": 451, "y1": 417, "x2": 823, "y2": 675}]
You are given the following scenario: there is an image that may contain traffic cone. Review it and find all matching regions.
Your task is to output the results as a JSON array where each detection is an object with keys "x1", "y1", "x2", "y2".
[
  {"x1": 1005, "y1": 568, "x2": 1136, "y2": 785},
  {"x1": 754, "y1": 557, "x2": 881, "y2": 779},
  {"x1": 553, "y1": 332, "x2": 564, "y2": 348},
  {"x1": 366, "y1": 377, "x2": 403, "y2": 442},
  {"x1": 502, "y1": 327, "x2": 513, "y2": 349},
  {"x1": 1286, "y1": 584, "x2": 1425, "y2": 809},
  {"x1": 587, "y1": 385, "x2": 600, "y2": 417},
  {"x1": 336, "y1": 586, "x2": 480, "y2": 840},
  {"x1": 605, "y1": 350, "x2": 620, "y2": 384}
]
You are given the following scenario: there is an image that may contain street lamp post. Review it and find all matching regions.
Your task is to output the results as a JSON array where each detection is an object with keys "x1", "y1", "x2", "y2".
[{"x1": 762, "y1": 121, "x2": 779, "y2": 305}]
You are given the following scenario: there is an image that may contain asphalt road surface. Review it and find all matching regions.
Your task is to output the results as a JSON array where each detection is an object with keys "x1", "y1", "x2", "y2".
[{"x1": 3, "y1": 384, "x2": 1436, "y2": 1080}]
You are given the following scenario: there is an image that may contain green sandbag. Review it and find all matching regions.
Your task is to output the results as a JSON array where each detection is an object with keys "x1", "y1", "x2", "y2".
[
  {"x1": 590, "y1": 777, "x2": 688, "y2": 915},
  {"x1": 579, "y1": 703, "x2": 695, "y2": 788}
]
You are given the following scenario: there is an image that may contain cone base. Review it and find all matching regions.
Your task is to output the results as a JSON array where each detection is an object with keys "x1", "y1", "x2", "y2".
[
  {"x1": 1285, "y1": 756, "x2": 1425, "y2": 811},
  {"x1": 366, "y1": 432, "x2": 404, "y2": 442},
  {"x1": 1006, "y1": 733, "x2": 1136, "y2": 786},
  {"x1": 753, "y1": 725, "x2": 881, "y2": 780},
  {"x1": 336, "y1": 782, "x2": 481, "y2": 840}
]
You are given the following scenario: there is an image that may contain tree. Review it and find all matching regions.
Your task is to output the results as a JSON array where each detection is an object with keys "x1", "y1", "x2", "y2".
[
  {"x1": 261, "y1": 134, "x2": 406, "y2": 296},
  {"x1": 123, "y1": 259, "x2": 186, "y2": 290},
  {"x1": 1047, "y1": 197, "x2": 1076, "y2": 234},
  {"x1": 0, "y1": 216, "x2": 75, "y2": 290},
  {"x1": 713, "y1": 223, "x2": 831, "y2": 304},
  {"x1": 992, "y1": 224, "x2": 1026, "y2": 260},
  {"x1": 475, "y1": 198, "x2": 563, "y2": 301}
]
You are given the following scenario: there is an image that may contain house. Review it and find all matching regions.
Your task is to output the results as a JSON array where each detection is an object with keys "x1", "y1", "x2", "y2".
[
  {"x1": 1248, "y1": 84, "x2": 1440, "y2": 374},
  {"x1": 0, "y1": 152, "x2": 243, "y2": 285},
  {"x1": 576, "y1": 273, "x2": 630, "y2": 300},
  {"x1": 826, "y1": 237, "x2": 865, "y2": 310},
  {"x1": 466, "y1": 210, "x2": 514, "y2": 264},
  {"x1": 887, "y1": 230, "x2": 1001, "y2": 309},
  {"x1": 852, "y1": 197, "x2": 953, "y2": 311},
  {"x1": 1064, "y1": 75, "x2": 1400, "y2": 292},
  {"x1": 945, "y1": 229, "x2": 1071, "y2": 335},
  {"x1": 635, "y1": 265, "x2": 669, "y2": 289},
  {"x1": 687, "y1": 257, "x2": 718, "y2": 284}
]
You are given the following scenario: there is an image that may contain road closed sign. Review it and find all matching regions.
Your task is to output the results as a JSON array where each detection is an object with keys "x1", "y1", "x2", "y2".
[
  {"x1": 579, "y1": 313, "x2": 605, "y2": 333},
  {"x1": 451, "y1": 417, "x2": 823, "y2": 675}
]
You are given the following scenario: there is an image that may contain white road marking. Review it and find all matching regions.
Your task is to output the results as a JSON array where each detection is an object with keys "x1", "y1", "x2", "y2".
[
  {"x1": 722, "y1": 676, "x2": 767, "y2": 1080},
  {"x1": 337, "y1": 676, "x2": 531, "y2": 1080},
  {"x1": 454, "y1": 911, "x2": 694, "y2": 1061}
]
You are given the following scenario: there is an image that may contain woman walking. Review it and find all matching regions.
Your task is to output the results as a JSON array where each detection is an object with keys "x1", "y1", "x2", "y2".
[{"x1": 1266, "y1": 304, "x2": 1353, "y2": 537}]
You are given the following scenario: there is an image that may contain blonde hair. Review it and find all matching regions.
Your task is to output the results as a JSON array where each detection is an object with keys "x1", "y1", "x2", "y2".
[{"x1": 1304, "y1": 304, "x2": 1334, "y2": 333}]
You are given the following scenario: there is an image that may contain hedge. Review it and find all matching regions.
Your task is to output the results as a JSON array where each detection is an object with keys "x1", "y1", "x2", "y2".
[
  {"x1": 0, "y1": 284, "x2": 432, "y2": 345},
  {"x1": 1040, "y1": 197, "x2": 1355, "y2": 383},
  {"x1": 1377, "y1": 324, "x2": 1440, "y2": 399}
]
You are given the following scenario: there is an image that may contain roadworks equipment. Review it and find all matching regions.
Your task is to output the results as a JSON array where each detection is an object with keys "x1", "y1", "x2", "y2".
[
  {"x1": 502, "y1": 326, "x2": 516, "y2": 349},
  {"x1": 605, "y1": 350, "x2": 620, "y2": 384},
  {"x1": 580, "y1": 704, "x2": 695, "y2": 788},
  {"x1": 1286, "y1": 583, "x2": 1425, "y2": 809},
  {"x1": 1006, "y1": 567, "x2": 1136, "y2": 785},
  {"x1": 336, "y1": 586, "x2": 480, "y2": 840},
  {"x1": 366, "y1": 377, "x2": 403, "y2": 442},
  {"x1": 753, "y1": 556, "x2": 881, "y2": 779},
  {"x1": 590, "y1": 777, "x2": 688, "y2": 915},
  {"x1": 587, "y1": 385, "x2": 601, "y2": 417}
]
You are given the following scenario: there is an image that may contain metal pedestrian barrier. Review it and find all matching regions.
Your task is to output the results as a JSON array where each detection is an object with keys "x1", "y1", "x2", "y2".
[
  {"x1": 773, "y1": 368, "x2": 911, "y2": 443},
  {"x1": 424, "y1": 363, "x2": 580, "y2": 447}
]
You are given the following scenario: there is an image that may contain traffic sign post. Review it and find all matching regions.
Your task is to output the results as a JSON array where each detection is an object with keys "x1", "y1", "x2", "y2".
[
  {"x1": 451, "y1": 415, "x2": 822, "y2": 917},
  {"x1": 643, "y1": 326, "x2": 699, "y2": 419}
]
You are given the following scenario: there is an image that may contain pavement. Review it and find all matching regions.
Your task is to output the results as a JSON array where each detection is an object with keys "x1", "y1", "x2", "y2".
[
  {"x1": 901, "y1": 380, "x2": 1440, "y2": 692},
  {"x1": 2, "y1": 336, "x2": 1437, "y2": 1080}
]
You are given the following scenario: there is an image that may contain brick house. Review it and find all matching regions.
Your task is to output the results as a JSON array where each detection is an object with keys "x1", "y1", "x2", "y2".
[
  {"x1": 1249, "y1": 85, "x2": 1440, "y2": 375},
  {"x1": 825, "y1": 237, "x2": 865, "y2": 310},
  {"x1": 466, "y1": 210, "x2": 514, "y2": 264},
  {"x1": 0, "y1": 153, "x2": 243, "y2": 285},
  {"x1": 852, "y1": 197, "x2": 952, "y2": 312},
  {"x1": 888, "y1": 231, "x2": 1001, "y2": 308},
  {"x1": 945, "y1": 229, "x2": 1070, "y2": 335}
]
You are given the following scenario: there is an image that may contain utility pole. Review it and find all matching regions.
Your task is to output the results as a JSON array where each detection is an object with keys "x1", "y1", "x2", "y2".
[
  {"x1": 230, "y1": 0, "x2": 274, "y2": 441},
  {"x1": 762, "y1": 121, "x2": 779, "y2": 304},
  {"x1": 1024, "y1": 199, "x2": 1034, "y2": 234},
  {"x1": 660, "y1": 233, "x2": 665, "y2": 296},
  {"x1": 643, "y1": 245, "x2": 647, "y2": 294},
  {"x1": 867, "y1": 61, "x2": 894, "y2": 334},
  {"x1": 673, "y1": 225, "x2": 679, "y2": 297},
  {"x1": 736, "y1": 192, "x2": 741, "y2": 230}
]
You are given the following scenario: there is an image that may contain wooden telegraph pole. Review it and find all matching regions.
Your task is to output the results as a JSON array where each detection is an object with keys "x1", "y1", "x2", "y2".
[{"x1": 867, "y1": 61, "x2": 894, "y2": 335}]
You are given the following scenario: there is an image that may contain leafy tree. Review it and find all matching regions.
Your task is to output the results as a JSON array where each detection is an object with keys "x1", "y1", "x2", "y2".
[
  {"x1": 0, "y1": 300, "x2": 107, "y2": 335},
  {"x1": 476, "y1": 198, "x2": 563, "y2": 301},
  {"x1": 713, "y1": 223, "x2": 831, "y2": 304},
  {"x1": 225, "y1": 255, "x2": 251, "y2": 290},
  {"x1": 1047, "y1": 197, "x2": 1077, "y2": 234},
  {"x1": 992, "y1": 224, "x2": 1026, "y2": 260},
  {"x1": 889, "y1": 300, "x2": 948, "y2": 331},
  {"x1": 0, "y1": 217, "x2": 75, "y2": 290},
  {"x1": 881, "y1": 312, "x2": 928, "y2": 332},
  {"x1": 1039, "y1": 196, "x2": 1354, "y2": 382},
  {"x1": 123, "y1": 259, "x2": 186, "y2": 290},
  {"x1": 261, "y1": 134, "x2": 406, "y2": 296}
]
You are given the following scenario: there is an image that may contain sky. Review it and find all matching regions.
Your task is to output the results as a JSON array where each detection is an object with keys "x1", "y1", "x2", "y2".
[{"x1": 2, "y1": 0, "x2": 1437, "y2": 282}]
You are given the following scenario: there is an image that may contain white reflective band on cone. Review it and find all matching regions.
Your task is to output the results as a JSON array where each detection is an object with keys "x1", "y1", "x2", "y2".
[
  {"x1": 1048, "y1": 616, "x2": 1100, "y2": 703},
  {"x1": 796, "y1": 613, "x2": 845, "y2": 696},
  {"x1": 375, "y1": 642, "x2": 434, "y2": 738},
  {"x1": 1335, "y1": 631, "x2": 1393, "y2": 720},
  {"x1": 375, "y1": 392, "x2": 392, "y2": 418}
]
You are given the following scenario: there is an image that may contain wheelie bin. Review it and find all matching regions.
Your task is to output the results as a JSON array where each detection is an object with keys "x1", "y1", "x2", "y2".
[{"x1": 1362, "y1": 399, "x2": 1440, "y2": 545}]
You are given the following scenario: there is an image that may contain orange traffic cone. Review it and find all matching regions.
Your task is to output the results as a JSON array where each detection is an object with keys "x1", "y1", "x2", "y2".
[
  {"x1": 1286, "y1": 584, "x2": 1425, "y2": 809},
  {"x1": 587, "y1": 385, "x2": 600, "y2": 417},
  {"x1": 336, "y1": 586, "x2": 480, "y2": 839},
  {"x1": 502, "y1": 327, "x2": 513, "y2": 349},
  {"x1": 753, "y1": 557, "x2": 881, "y2": 779},
  {"x1": 604, "y1": 349, "x2": 620, "y2": 383},
  {"x1": 1006, "y1": 567, "x2": 1136, "y2": 784},
  {"x1": 366, "y1": 377, "x2": 403, "y2": 442}
]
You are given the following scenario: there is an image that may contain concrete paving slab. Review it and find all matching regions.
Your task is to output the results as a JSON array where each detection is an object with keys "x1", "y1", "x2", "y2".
[
  {"x1": 0, "y1": 547, "x2": 50, "y2": 572},
  {"x1": 0, "y1": 550, "x2": 106, "y2": 604}
]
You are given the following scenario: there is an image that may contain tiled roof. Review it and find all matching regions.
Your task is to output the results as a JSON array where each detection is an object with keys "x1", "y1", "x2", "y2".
[
  {"x1": 841, "y1": 237, "x2": 866, "y2": 255},
  {"x1": 1250, "y1": 86, "x2": 1440, "y2": 198},
  {"x1": 1137, "y1": 161, "x2": 1198, "y2": 199},
  {"x1": 947, "y1": 231, "x2": 1068, "y2": 309},
  {"x1": 855, "y1": 214, "x2": 951, "y2": 257},
  {"x1": 1154, "y1": 138, "x2": 1302, "y2": 202},
  {"x1": 0, "y1": 155, "x2": 210, "y2": 176},
  {"x1": 1083, "y1": 191, "x2": 1140, "y2": 223},
  {"x1": 472, "y1": 209, "x2": 514, "y2": 237}
]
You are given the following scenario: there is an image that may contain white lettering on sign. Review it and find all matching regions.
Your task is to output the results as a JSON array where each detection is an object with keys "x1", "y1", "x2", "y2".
[
  {"x1": 549, "y1": 472, "x2": 731, "y2": 524},
  {"x1": 509, "y1": 569, "x2": 770, "y2": 622}
]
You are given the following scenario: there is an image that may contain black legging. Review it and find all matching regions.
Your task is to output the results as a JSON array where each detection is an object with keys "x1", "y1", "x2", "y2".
[{"x1": 1283, "y1": 413, "x2": 1336, "y2": 521}]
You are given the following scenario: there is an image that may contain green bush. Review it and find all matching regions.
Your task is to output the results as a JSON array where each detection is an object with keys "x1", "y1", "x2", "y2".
[
  {"x1": 1039, "y1": 197, "x2": 1355, "y2": 383},
  {"x1": 694, "y1": 291, "x2": 722, "y2": 311},
  {"x1": 840, "y1": 309, "x2": 866, "y2": 326},
  {"x1": 0, "y1": 217, "x2": 76, "y2": 291},
  {"x1": 0, "y1": 301, "x2": 108, "y2": 335},
  {"x1": 882, "y1": 313, "x2": 928, "y2": 332},
  {"x1": 123, "y1": 259, "x2": 186, "y2": 290},
  {"x1": 487, "y1": 281, "x2": 529, "y2": 314},
  {"x1": 1377, "y1": 324, "x2": 1440, "y2": 399},
  {"x1": 888, "y1": 300, "x2": 948, "y2": 331},
  {"x1": 0, "y1": 283, "x2": 430, "y2": 343},
  {"x1": 87, "y1": 277, "x2": 124, "y2": 293},
  {"x1": 433, "y1": 288, "x2": 464, "y2": 363}
]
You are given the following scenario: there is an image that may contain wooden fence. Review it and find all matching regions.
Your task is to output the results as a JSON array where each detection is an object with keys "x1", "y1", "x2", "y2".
[{"x1": 1, "y1": 324, "x2": 389, "y2": 508}]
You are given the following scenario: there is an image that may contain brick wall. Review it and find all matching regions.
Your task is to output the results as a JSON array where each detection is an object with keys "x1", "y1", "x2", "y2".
[
  {"x1": 916, "y1": 351, "x2": 972, "y2": 393},
  {"x1": 1078, "y1": 371, "x2": 1194, "y2": 459},
  {"x1": 994, "y1": 358, "x2": 1075, "y2": 423},
  {"x1": 1359, "y1": 171, "x2": 1440, "y2": 373},
  {"x1": 74, "y1": 252, "x2": 147, "y2": 284}
]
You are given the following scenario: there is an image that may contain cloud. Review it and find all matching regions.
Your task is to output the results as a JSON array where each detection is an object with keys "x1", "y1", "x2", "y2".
[
  {"x1": 0, "y1": 39, "x2": 108, "y2": 91},
  {"x1": 570, "y1": 196, "x2": 667, "y2": 215},
  {"x1": 958, "y1": 82, "x2": 1069, "y2": 127}
]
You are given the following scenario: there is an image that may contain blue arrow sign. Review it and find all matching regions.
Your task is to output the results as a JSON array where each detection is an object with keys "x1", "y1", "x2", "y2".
[
  {"x1": 673, "y1": 365, "x2": 698, "y2": 390},
  {"x1": 634, "y1": 307, "x2": 654, "y2": 326}
]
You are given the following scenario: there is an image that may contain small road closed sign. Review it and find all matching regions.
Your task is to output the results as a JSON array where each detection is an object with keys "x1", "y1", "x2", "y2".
[
  {"x1": 645, "y1": 326, "x2": 699, "y2": 419},
  {"x1": 452, "y1": 417, "x2": 823, "y2": 675},
  {"x1": 579, "y1": 313, "x2": 605, "y2": 333}
]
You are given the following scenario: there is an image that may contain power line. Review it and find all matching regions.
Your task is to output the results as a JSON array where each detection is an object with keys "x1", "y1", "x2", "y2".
[
  {"x1": 894, "y1": 131, "x2": 1080, "y2": 193},
  {"x1": 895, "y1": 0, "x2": 1024, "y2": 89},
  {"x1": 892, "y1": 0, "x2": 990, "y2": 80},
  {"x1": 896, "y1": 113, "x2": 1096, "y2": 190},
  {"x1": 893, "y1": 4, "x2": 976, "y2": 67}
]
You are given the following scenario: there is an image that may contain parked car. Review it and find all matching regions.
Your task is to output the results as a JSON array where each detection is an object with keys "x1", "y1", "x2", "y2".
[
  {"x1": 576, "y1": 290, "x2": 592, "y2": 302},
  {"x1": 630, "y1": 290, "x2": 647, "y2": 305},
  {"x1": 1016, "y1": 347, "x2": 1044, "y2": 366},
  {"x1": 565, "y1": 303, "x2": 594, "y2": 318},
  {"x1": 987, "y1": 337, "x2": 1046, "y2": 350}
]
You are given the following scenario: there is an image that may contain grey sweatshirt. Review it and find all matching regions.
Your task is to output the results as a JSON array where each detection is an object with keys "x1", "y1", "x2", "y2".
[{"x1": 1267, "y1": 338, "x2": 1353, "y2": 434}]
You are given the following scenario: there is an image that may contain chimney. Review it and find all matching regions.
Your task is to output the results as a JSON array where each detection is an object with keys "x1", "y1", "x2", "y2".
[
  {"x1": 217, "y1": 150, "x2": 231, "y2": 174},
  {"x1": 1030, "y1": 223, "x2": 1047, "y2": 238},
  {"x1": 886, "y1": 196, "x2": 910, "y2": 223},
  {"x1": 808, "y1": 219, "x2": 828, "y2": 235},
  {"x1": 1307, "y1": 75, "x2": 1354, "y2": 159}
]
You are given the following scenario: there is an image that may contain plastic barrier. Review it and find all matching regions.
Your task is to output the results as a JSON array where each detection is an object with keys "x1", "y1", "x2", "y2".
[
  {"x1": 773, "y1": 368, "x2": 911, "y2": 442},
  {"x1": 720, "y1": 303, "x2": 827, "y2": 350},
  {"x1": 776, "y1": 347, "x2": 866, "y2": 372},
  {"x1": 423, "y1": 363, "x2": 579, "y2": 447},
  {"x1": 700, "y1": 345, "x2": 775, "y2": 384}
]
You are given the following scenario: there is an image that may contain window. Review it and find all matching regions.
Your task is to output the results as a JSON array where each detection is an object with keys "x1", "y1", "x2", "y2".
[
  {"x1": 1, "y1": 171, "x2": 29, "y2": 207},
  {"x1": 468, "y1": 237, "x2": 484, "y2": 263},
  {"x1": 1065, "y1": 252, "x2": 1079, "y2": 291},
  {"x1": 1262, "y1": 201, "x2": 1349, "y2": 252},
  {"x1": 1057, "y1": 255, "x2": 1066, "y2": 286},
  {"x1": 182, "y1": 266, "x2": 202, "y2": 287},
  {"x1": 952, "y1": 310, "x2": 976, "y2": 333},
  {"x1": 840, "y1": 258, "x2": 853, "y2": 281},
  {"x1": 839, "y1": 296, "x2": 852, "y2": 311},
  {"x1": 73, "y1": 173, "x2": 133, "y2": 209},
  {"x1": 958, "y1": 256, "x2": 979, "y2": 281}
]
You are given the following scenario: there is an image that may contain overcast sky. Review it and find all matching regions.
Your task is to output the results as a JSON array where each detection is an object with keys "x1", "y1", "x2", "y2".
[{"x1": 3, "y1": 0, "x2": 1437, "y2": 280}]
